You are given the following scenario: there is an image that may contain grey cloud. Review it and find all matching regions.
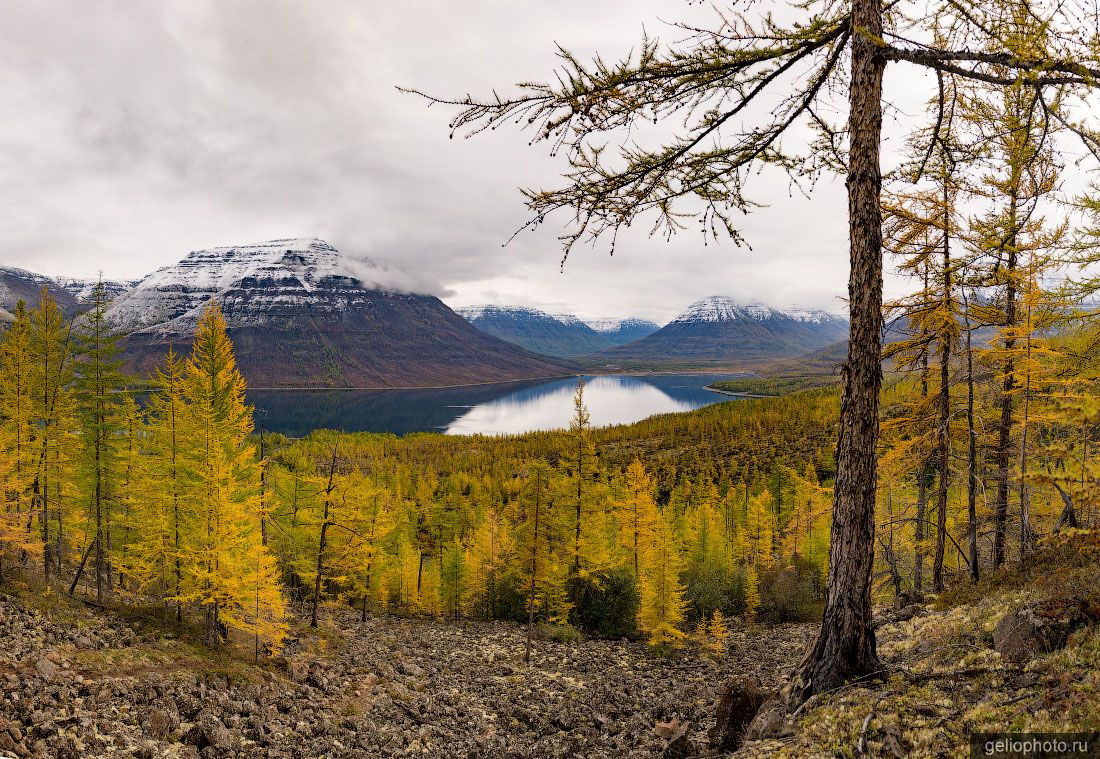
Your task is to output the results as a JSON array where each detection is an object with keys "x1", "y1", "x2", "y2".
[{"x1": 0, "y1": 1, "x2": 931, "y2": 321}]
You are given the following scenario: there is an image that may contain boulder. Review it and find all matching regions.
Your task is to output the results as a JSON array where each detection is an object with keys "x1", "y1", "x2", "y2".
[
  {"x1": 654, "y1": 718, "x2": 685, "y2": 740},
  {"x1": 140, "y1": 708, "x2": 175, "y2": 741},
  {"x1": 0, "y1": 728, "x2": 19, "y2": 755},
  {"x1": 710, "y1": 677, "x2": 767, "y2": 751},
  {"x1": 993, "y1": 602, "x2": 1079, "y2": 663},
  {"x1": 286, "y1": 658, "x2": 310, "y2": 684},
  {"x1": 184, "y1": 712, "x2": 236, "y2": 752},
  {"x1": 32, "y1": 658, "x2": 58, "y2": 682},
  {"x1": 744, "y1": 697, "x2": 794, "y2": 741},
  {"x1": 656, "y1": 719, "x2": 693, "y2": 758},
  {"x1": 892, "y1": 589, "x2": 925, "y2": 611}
]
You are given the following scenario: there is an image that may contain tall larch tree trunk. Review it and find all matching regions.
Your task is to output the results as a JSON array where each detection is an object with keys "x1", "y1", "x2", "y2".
[
  {"x1": 964, "y1": 294, "x2": 980, "y2": 581},
  {"x1": 796, "y1": 0, "x2": 885, "y2": 698},
  {"x1": 913, "y1": 265, "x2": 930, "y2": 592},
  {"x1": 525, "y1": 466, "x2": 542, "y2": 665},
  {"x1": 932, "y1": 183, "x2": 952, "y2": 592},
  {"x1": 992, "y1": 209, "x2": 1018, "y2": 568},
  {"x1": 310, "y1": 445, "x2": 339, "y2": 629}
]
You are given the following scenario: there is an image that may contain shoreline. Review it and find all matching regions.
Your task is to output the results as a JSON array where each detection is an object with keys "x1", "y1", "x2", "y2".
[
  {"x1": 207, "y1": 373, "x2": 582, "y2": 393},
  {"x1": 244, "y1": 369, "x2": 759, "y2": 393},
  {"x1": 704, "y1": 384, "x2": 775, "y2": 399}
]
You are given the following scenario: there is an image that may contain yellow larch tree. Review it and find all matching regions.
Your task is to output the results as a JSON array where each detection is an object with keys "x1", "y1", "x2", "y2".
[
  {"x1": 29, "y1": 288, "x2": 78, "y2": 583},
  {"x1": 618, "y1": 458, "x2": 657, "y2": 579},
  {"x1": 387, "y1": 533, "x2": 422, "y2": 613},
  {"x1": 743, "y1": 565, "x2": 761, "y2": 622},
  {"x1": 516, "y1": 458, "x2": 570, "y2": 661},
  {"x1": 562, "y1": 379, "x2": 597, "y2": 576},
  {"x1": 177, "y1": 303, "x2": 285, "y2": 648},
  {"x1": 743, "y1": 491, "x2": 774, "y2": 570},
  {"x1": 350, "y1": 474, "x2": 394, "y2": 621},
  {"x1": 122, "y1": 348, "x2": 190, "y2": 619},
  {"x1": 464, "y1": 504, "x2": 513, "y2": 620},
  {"x1": 73, "y1": 279, "x2": 131, "y2": 602},
  {"x1": 0, "y1": 301, "x2": 39, "y2": 576},
  {"x1": 638, "y1": 509, "x2": 687, "y2": 647}
]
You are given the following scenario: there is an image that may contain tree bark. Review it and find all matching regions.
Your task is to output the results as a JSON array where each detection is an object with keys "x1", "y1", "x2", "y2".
[
  {"x1": 1017, "y1": 294, "x2": 1034, "y2": 563},
  {"x1": 310, "y1": 445, "x2": 339, "y2": 629},
  {"x1": 964, "y1": 294, "x2": 979, "y2": 581},
  {"x1": 933, "y1": 203, "x2": 951, "y2": 593},
  {"x1": 68, "y1": 538, "x2": 97, "y2": 596},
  {"x1": 914, "y1": 464, "x2": 928, "y2": 591},
  {"x1": 1052, "y1": 483, "x2": 1078, "y2": 533},
  {"x1": 913, "y1": 266, "x2": 930, "y2": 592},
  {"x1": 525, "y1": 467, "x2": 542, "y2": 665},
  {"x1": 794, "y1": 0, "x2": 884, "y2": 700},
  {"x1": 992, "y1": 236, "x2": 1017, "y2": 568}
]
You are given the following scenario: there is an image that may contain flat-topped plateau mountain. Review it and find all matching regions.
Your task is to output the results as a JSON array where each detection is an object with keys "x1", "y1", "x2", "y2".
[{"x1": 2, "y1": 240, "x2": 573, "y2": 388}]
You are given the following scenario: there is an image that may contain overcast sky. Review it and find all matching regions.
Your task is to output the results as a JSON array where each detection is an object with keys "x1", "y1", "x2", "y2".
[{"x1": 0, "y1": 1, "x2": 939, "y2": 323}]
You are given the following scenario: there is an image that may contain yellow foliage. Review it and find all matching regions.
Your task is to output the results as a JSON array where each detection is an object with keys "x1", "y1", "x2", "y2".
[{"x1": 638, "y1": 510, "x2": 687, "y2": 646}]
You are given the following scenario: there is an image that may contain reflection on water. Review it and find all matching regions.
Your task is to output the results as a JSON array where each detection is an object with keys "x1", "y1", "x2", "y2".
[
  {"x1": 244, "y1": 373, "x2": 750, "y2": 437},
  {"x1": 445, "y1": 375, "x2": 732, "y2": 435}
]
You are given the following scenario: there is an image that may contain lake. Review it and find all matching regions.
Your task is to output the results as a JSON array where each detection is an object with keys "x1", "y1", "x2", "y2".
[{"x1": 246, "y1": 373, "x2": 751, "y2": 437}]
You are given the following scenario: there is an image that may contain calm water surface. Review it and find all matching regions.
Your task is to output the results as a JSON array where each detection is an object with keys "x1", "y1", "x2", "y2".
[{"x1": 246, "y1": 373, "x2": 750, "y2": 437}]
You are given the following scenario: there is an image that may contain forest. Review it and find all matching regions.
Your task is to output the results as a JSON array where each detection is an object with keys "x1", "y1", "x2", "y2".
[
  {"x1": 0, "y1": 251, "x2": 1096, "y2": 663},
  {"x1": 5, "y1": 0, "x2": 1100, "y2": 751},
  {"x1": 0, "y1": 287, "x2": 840, "y2": 654}
]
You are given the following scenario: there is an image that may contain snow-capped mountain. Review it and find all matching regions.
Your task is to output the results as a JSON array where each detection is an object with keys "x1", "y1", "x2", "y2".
[
  {"x1": 107, "y1": 239, "x2": 571, "y2": 387},
  {"x1": 457, "y1": 305, "x2": 615, "y2": 358},
  {"x1": 0, "y1": 266, "x2": 139, "y2": 320},
  {"x1": 582, "y1": 317, "x2": 661, "y2": 345},
  {"x1": 55, "y1": 277, "x2": 143, "y2": 303},
  {"x1": 599, "y1": 295, "x2": 849, "y2": 366},
  {"x1": 0, "y1": 266, "x2": 79, "y2": 319},
  {"x1": 670, "y1": 295, "x2": 842, "y2": 325},
  {"x1": 105, "y1": 238, "x2": 350, "y2": 334}
]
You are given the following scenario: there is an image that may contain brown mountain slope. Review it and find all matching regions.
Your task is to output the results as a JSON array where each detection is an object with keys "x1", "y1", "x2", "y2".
[{"x1": 120, "y1": 284, "x2": 574, "y2": 388}]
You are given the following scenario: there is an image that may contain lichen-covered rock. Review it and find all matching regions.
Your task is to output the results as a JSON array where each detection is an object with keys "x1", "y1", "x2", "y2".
[
  {"x1": 892, "y1": 590, "x2": 925, "y2": 611},
  {"x1": 0, "y1": 592, "x2": 817, "y2": 758},
  {"x1": 184, "y1": 711, "x2": 235, "y2": 751},
  {"x1": 285, "y1": 657, "x2": 310, "y2": 683},
  {"x1": 744, "y1": 697, "x2": 794, "y2": 741},
  {"x1": 993, "y1": 603, "x2": 1077, "y2": 662},
  {"x1": 140, "y1": 707, "x2": 176, "y2": 741},
  {"x1": 32, "y1": 658, "x2": 57, "y2": 681}
]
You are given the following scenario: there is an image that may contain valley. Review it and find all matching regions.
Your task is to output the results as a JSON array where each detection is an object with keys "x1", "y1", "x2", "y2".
[
  {"x1": 0, "y1": 242, "x2": 841, "y2": 393},
  {"x1": 0, "y1": 273, "x2": 1097, "y2": 758},
  {"x1": 457, "y1": 305, "x2": 659, "y2": 358},
  {"x1": 6, "y1": 0, "x2": 1100, "y2": 754}
]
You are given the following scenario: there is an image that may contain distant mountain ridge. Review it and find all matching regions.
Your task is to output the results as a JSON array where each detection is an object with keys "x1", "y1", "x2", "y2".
[
  {"x1": 457, "y1": 305, "x2": 658, "y2": 358},
  {"x1": 597, "y1": 295, "x2": 849, "y2": 366},
  {"x1": 104, "y1": 239, "x2": 573, "y2": 388},
  {"x1": 0, "y1": 266, "x2": 137, "y2": 319},
  {"x1": 583, "y1": 317, "x2": 662, "y2": 345},
  {"x1": 457, "y1": 306, "x2": 611, "y2": 358},
  {"x1": 1, "y1": 253, "x2": 851, "y2": 384}
]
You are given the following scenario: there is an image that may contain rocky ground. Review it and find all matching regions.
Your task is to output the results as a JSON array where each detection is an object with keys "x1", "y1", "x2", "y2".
[
  {"x1": 7, "y1": 534, "x2": 1096, "y2": 758},
  {"x1": 0, "y1": 587, "x2": 815, "y2": 758}
]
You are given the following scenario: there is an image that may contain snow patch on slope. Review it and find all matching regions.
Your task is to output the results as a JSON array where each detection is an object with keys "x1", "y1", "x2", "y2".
[
  {"x1": 105, "y1": 238, "x2": 426, "y2": 335},
  {"x1": 671, "y1": 295, "x2": 843, "y2": 325},
  {"x1": 458, "y1": 305, "x2": 559, "y2": 322},
  {"x1": 583, "y1": 317, "x2": 661, "y2": 332}
]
